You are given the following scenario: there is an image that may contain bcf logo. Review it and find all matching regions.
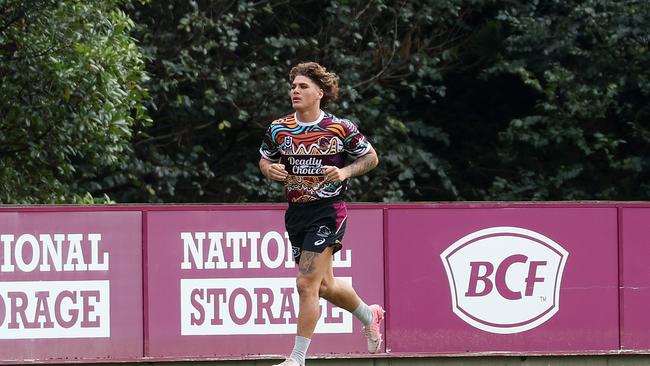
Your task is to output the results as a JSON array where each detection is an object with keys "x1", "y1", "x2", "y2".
[{"x1": 440, "y1": 227, "x2": 569, "y2": 334}]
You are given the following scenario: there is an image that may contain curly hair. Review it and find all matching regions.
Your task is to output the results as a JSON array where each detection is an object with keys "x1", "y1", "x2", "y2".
[{"x1": 289, "y1": 62, "x2": 340, "y2": 107}]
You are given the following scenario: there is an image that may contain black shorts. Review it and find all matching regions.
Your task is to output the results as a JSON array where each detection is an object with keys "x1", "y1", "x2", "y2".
[{"x1": 285, "y1": 198, "x2": 348, "y2": 263}]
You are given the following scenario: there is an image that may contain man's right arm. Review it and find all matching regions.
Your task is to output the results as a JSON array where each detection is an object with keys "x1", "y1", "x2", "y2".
[{"x1": 259, "y1": 158, "x2": 288, "y2": 182}]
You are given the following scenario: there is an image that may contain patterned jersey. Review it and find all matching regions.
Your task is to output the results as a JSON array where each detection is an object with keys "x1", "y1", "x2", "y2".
[{"x1": 260, "y1": 111, "x2": 372, "y2": 203}]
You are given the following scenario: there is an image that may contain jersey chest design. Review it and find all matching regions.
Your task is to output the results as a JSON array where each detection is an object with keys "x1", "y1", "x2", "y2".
[{"x1": 260, "y1": 112, "x2": 371, "y2": 203}]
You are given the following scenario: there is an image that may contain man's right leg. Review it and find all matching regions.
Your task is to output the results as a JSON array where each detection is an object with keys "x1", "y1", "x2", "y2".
[
  {"x1": 274, "y1": 248, "x2": 333, "y2": 366},
  {"x1": 296, "y1": 249, "x2": 333, "y2": 338}
]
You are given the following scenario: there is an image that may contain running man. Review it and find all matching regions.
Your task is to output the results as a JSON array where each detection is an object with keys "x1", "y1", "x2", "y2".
[{"x1": 259, "y1": 62, "x2": 384, "y2": 366}]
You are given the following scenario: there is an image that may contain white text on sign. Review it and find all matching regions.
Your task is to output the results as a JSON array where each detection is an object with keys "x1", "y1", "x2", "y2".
[{"x1": 180, "y1": 277, "x2": 352, "y2": 335}]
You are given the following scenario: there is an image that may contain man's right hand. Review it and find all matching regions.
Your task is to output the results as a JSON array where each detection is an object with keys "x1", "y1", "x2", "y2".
[
  {"x1": 267, "y1": 163, "x2": 288, "y2": 181},
  {"x1": 260, "y1": 159, "x2": 288, "y2": 182}
]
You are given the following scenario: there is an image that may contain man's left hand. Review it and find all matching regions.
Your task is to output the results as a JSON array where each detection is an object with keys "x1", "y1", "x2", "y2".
[{"x1": 322, "y1": 165, "x2": 349, "y2": 183}]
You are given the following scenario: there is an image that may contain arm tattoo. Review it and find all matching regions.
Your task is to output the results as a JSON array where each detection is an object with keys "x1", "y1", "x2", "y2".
[
  {"x1": 299, "y1": 251, "x2": 318, "y2": 274},
  {"x1": 346, "y1": 150, "x2": 378, "y2": 178}
]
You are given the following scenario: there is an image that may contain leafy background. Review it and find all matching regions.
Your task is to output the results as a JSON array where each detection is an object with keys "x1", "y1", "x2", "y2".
[{"x1": 2, "y1": 0, "x2": 649, "y2": 203}]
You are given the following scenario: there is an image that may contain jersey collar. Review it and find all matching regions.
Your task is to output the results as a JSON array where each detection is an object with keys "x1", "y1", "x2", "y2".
[{"x1": 294, "y1": 110, "x2": 325, "y2": 126}]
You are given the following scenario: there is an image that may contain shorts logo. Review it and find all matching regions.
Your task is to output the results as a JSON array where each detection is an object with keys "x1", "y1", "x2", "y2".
[
  {"x1": 314, "y1": 225, "x2": 331, "y2": 247},
  {"x1": 292, "y1": 246, "x2": 301, "y2": 258},
  {"x1": 440, "y1": 227, "x2": 569, "y2": 334},
  {"x1": 316, "y1": 225, "x2": 331, "y2": 238}
]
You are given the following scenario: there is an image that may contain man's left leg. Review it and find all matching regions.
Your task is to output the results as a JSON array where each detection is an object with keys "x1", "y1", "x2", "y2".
[{"x1": 317, "y1": 248, "x2": 385, "y2": 354}]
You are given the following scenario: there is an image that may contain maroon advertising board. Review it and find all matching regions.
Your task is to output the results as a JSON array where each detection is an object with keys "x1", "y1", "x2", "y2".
[
  {"x1": 620, "y1": 208, "x2": 650, "y2": 351},
  {"x1": 0, "y1": 211, "x2": 142, "y2": 361},
  {"x1": 385, "y1": 207, "x2": 619, "y2": 354},
  {"x1": 146, "y1": 207, "x2": 384, "y2": 358},
  {"x1": 3, "y1": 203, "x2": 650, "y2": 363}
]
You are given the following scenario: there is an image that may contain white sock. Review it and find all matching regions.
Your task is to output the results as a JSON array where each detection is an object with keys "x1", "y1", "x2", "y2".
[
  {"x1": 352, "y1": 300, "x2": 374, "y2": 326},
  {"x1": 289, "y1": 335, "x2": 310, "y2": 365}
]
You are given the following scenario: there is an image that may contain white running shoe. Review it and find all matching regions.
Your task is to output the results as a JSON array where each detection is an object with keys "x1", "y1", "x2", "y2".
[
  {"x1": 273, "y1": 358, "x2": 301, "y2": 366},
  {"x1": 363, "y1": 304, "x2": 385, "y2": 353}
]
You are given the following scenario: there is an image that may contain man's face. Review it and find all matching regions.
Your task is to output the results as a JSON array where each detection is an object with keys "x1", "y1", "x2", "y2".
[{"x1": 290, "y1": 75, "x2": 323, "y2": 111}]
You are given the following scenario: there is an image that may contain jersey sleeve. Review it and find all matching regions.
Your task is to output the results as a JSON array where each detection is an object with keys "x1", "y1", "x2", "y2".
[
  {"x1": 342, "y1": 119, "x2": 372, "y2": 158},
  {"x1": 259, "y1": 125, "x2": 281, "y2": 162}
]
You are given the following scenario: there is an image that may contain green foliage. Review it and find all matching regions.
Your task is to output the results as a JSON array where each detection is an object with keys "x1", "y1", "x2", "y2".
[
  {"x1": 69, "y1": 192, "x2": 116, "y2": 205},
  {"x1": 480, "y1": 0, "x2": 650, "y2": 199},
  {"x1": 3, "y1": 0, "x2": 650, "y2": 203},
  {"x1": 106, "y1": 0, "x2": 649, "y2": 202},
  {"x1": 110, "y1": 0, "x2": 479, "y2": 202},
  {"x1": 0, "y1": 0, "x2": 148, "y2": 203}
]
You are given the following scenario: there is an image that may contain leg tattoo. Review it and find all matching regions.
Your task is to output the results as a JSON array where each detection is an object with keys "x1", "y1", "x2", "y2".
[{"x1": 299, "y1": 251, "x2": 319, "y2": 274}]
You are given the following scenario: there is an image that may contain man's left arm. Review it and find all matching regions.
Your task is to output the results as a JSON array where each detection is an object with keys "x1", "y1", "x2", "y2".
[{"x1": 322, "y1": 147, "x2": 379, "y2": 182}]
